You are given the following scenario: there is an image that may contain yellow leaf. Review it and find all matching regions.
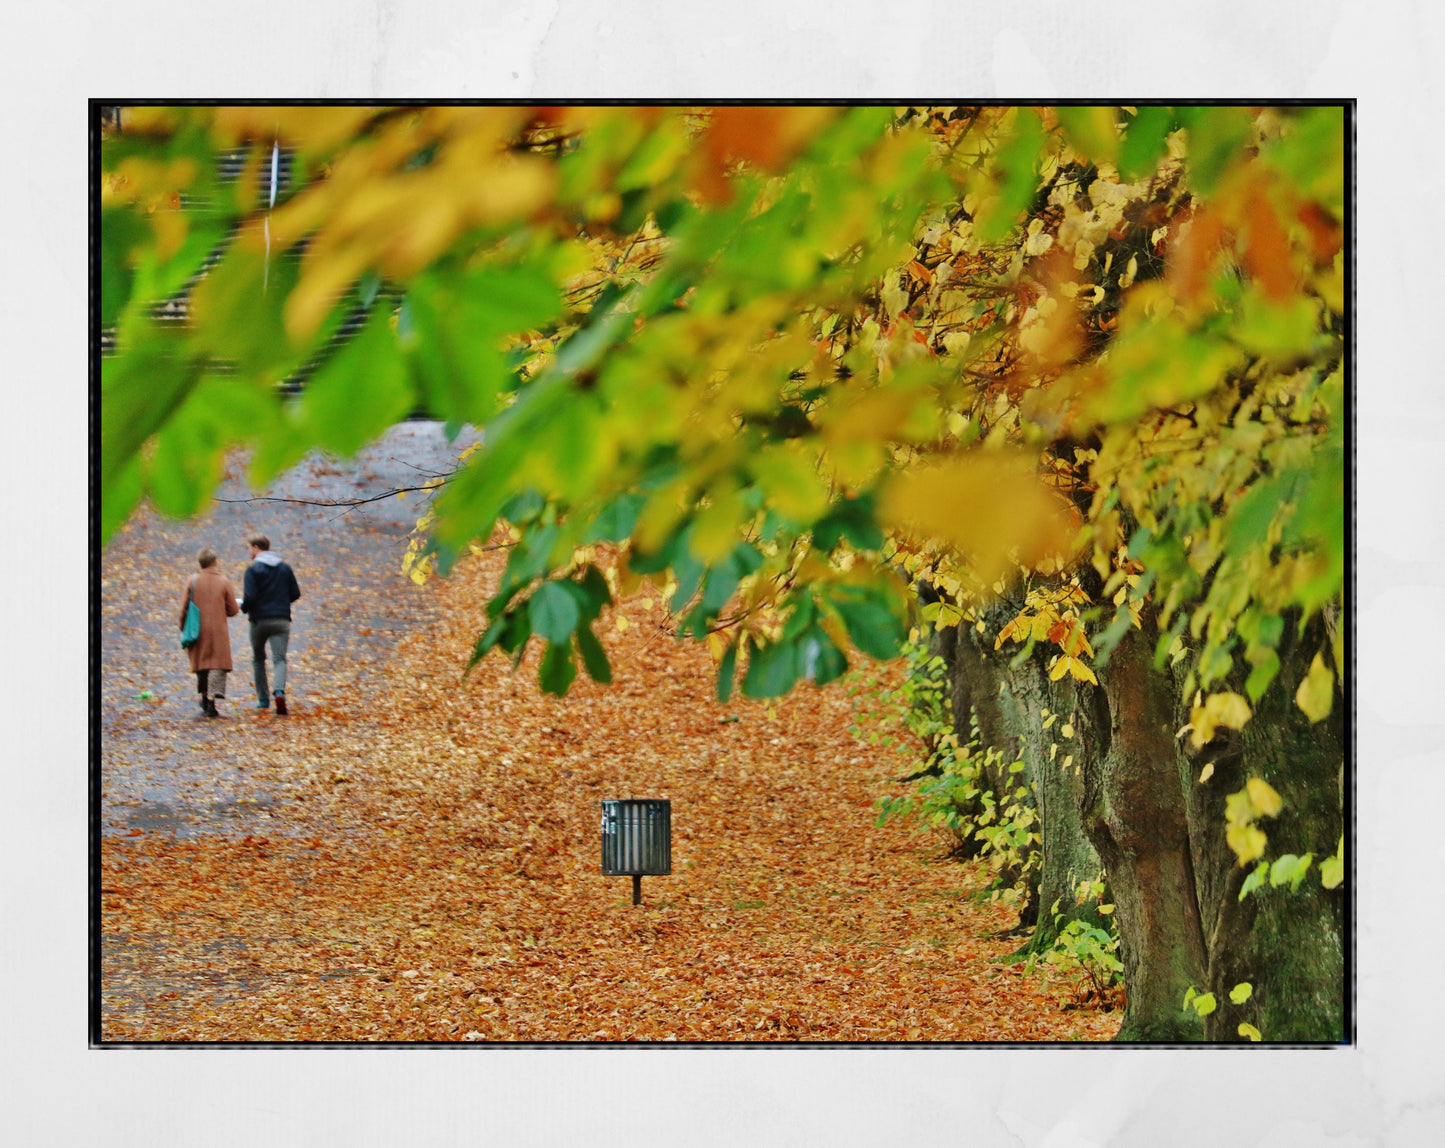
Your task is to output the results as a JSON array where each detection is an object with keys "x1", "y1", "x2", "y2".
[
  {"x1": 1226, "y1": 823, "x2": 1267, "y2": 864},
  {"x1": 1229, "y1": 982, "x2": 1253, "y2": 1005},
  {"x1": 1224, "y1": 789, "x2": 1255, "y2": 827},
  {"x1": 1048, "y1": 656, "x2": 1069, "y2": 682},
  {"x1": 1321, "y1": 840, "x2": 1344, "y2": 889},
  {"x1": 1237, "y1": 1023, "x2": 1262, "y2": 1042},
  {"x1": 1198, "y1": 761, "x2": 1215, "y2": 784},
  {"x1": 878, "y1": 451, "x2": 1077, "y2": 586},
  {"x1": 1245, "y1": 777, "x2": 1284, "y2": 819},
  {"x1": 1295, "y1": 651, "x2": 1335, "y2": 723},
  {"x1": 1065, "y1": 656, "x2": 1098, "y2": 686},
  {"x1": 1189, "y1": 692, "x2": 1253, "y2": 749},
  {"x1": 615, "y1": 616, "x2": 630, "y2": 632},
  {"x1": 690, "y1": 488, "x2": 746, "y2": 564}
]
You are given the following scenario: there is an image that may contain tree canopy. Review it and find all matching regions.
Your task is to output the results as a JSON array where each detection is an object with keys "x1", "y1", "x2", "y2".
[{"x1": 101, "y1": 104, "x2": 1344, "y2": 716}]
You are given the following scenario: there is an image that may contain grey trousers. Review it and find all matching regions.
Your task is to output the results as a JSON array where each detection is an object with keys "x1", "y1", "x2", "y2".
[{"x1": 250, "y1": 618, "x2": 291, "y2": 704}]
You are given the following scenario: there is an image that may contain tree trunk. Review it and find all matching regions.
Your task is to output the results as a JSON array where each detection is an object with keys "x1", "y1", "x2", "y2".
[
  {"x1": 940, "y1": 601, "x2": 1107, "y2": 952},
  {"x1": 1190, "y1": 613, "x2": 1346, "y2": 1042},
  {"x1": 939, "y1": 600, "x2": 1342, "y2": 1041},
  {"x1": 1075, "y1": 616, "x2": 1208, "y2": 1040}
]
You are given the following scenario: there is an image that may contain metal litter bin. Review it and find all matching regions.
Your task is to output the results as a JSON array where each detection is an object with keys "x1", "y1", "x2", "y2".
[{"x1": 601, "y1": 799, "x2": 671, "y2": 905}]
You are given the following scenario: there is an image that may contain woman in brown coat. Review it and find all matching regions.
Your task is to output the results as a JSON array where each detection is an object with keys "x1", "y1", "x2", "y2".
[{"x1": 180, "y1": 547, "x2": 240, "y2": 717}]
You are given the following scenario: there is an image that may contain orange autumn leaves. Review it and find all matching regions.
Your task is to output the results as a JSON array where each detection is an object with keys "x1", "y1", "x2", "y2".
[{"x1": 100, "y1": 506, "x2": 1120, "y2": 1042}]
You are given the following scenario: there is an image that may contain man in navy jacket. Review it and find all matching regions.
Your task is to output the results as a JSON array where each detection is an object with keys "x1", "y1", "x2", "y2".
[{"x1": 241, "y1": 532, "x2": 302, "y2": 715}]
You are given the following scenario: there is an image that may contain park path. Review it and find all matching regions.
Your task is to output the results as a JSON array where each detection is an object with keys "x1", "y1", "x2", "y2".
[
  {"x1": 99, "y1": 425, "x2": 1120, "y2": 1042},
  {"x1": 99, "y1": 422, "x2": 478, "y2": 840}
]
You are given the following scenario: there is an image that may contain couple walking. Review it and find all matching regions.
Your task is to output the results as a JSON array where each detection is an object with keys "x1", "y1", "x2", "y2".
[{"x1": 180, "y1": 533, "x2": 301, "y2": 718}]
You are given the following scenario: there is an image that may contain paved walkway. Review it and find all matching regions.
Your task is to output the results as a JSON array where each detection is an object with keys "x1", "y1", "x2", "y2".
[{"x1": 99, "y1": 422, "x2": 478, "y2": 840}]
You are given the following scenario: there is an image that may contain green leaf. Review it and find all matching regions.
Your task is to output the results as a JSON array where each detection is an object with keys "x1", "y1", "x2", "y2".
[
  {"x1": 187, "y1": 242, "x2": 308, "y2": 374},
  {"x1": 571, "y1": 565, "x2": 614, "y2": 622},
  {"x1": 827, "y1": 586, "x2": 906, "y2": 661},
  {"x1": 717, "y1": 641, "x2": 738, "y2": 704},
  {"x1": 1269, "y1": 854, "x2": 1301, "y2": 888},
  {"x1": 1055, "y1": 106, "x2": 1119, "y2": 165},
  {"x1": 812, "y1": 493, "x2": 883, "y2": 552},
  {"x1": 1118, "y1": 106, "x2": 1176, "y2": 181},
  {"x1": 468, "y1": 615, "x2": 507, "y2": 673},
  {"x1": 530, "y1": 580, "x2": 581, "y2": 643},
  {"x1": 538, "y1": 641, "x2": 577, "y2": 697},
  {"x1": 1192, "y1": 992, "x2": 1217, "y2": 1017},
  {"x1": 101, "y1": 451, "x2": 144, "y2": 547},
  {"x1": 497, "y1": 525, "x2": 561, "y2": 604},
  {"x1": 700, "y1": 543, "x2": 764, "y2": 617},
  {"x1": 575, "y1": 625, "x2": 612, "y2": 684},
  {"x1": 101, "y1": 338, "x2": 204, "y2": 495},
  {"x1": 1239, "y1": 861, "x2": 1269, "y2": 901},
  {"x1": 1229, "y1": 982, "x2": 1253, "y2": 1005},
  {"x1": 403, "y1": 274, "x2": 513, "y2": 424},
  {"x1": 500, "y1": 488, "x2": 546, "y2": 524},
  {"x1": 742, "y1": 638, "x2": 799, "y2": 699},
  {"x1": 100, "y1": 207, "x2": 150, "y2": 328},
  {"x1": 1178, "y1": 106, "x2": 1253, "y2": 196},
  {"x1": 1244, "y1": 649, "x2": 1281, "y2": 704},
  {"x1": 496, "y1": 602, "x2": 532, "y2": 656},
  {"x1": 585, "y1": 493, "x2": 646, "y2": 544},
  {"x1": 976, "y1": 109, "x2": 1047, "y2": 244},
  {"x1": 671, "y1": 541, "x2": 706, "y2": 608},
  {"x1": 300, "y1": 308, "x2": 414, "y2": 458}
]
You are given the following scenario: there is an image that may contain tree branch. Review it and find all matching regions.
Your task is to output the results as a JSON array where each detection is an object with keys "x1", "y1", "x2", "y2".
[{"x1": 211, "y1": 484, "x2": 442, "y2": 510}]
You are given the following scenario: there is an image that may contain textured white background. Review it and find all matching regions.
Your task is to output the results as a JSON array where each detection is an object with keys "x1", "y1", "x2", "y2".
[{"x1": 10, "y1": 2, "x2": 1441, "y2": 1142}]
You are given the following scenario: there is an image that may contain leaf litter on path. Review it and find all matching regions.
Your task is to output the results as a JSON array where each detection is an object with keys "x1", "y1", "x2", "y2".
[{"x1": 100, "y1": 452, "x2": 1120, "y2": 1042}]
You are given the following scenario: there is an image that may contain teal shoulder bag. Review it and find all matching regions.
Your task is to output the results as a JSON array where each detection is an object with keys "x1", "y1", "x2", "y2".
[{"x1": 181, "y1": 578, "x2": 201, "y2": 650}]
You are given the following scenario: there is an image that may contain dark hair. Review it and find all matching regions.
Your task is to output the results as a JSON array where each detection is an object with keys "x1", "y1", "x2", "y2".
[
  {"x1": 247, "y1": 533, "x2": 271, "y2": 550},
  {"x1": 197, "y1": 547, "x2": 217, "y2": 568}
]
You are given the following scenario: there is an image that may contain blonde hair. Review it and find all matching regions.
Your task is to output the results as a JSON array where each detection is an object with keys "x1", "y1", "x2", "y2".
[{"x1": 197, "y1": 547, "x2": 217, "y2": 568}]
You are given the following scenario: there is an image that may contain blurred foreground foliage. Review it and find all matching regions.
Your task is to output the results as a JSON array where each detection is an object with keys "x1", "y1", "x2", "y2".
[{"x1": 101, "y1": 104, "x2": 1344, "y2": 721}]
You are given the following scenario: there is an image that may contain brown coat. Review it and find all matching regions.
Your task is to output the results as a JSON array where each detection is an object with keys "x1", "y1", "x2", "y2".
[{"x1": 180, "y1": 567, "x2": 239, "y2": 672}]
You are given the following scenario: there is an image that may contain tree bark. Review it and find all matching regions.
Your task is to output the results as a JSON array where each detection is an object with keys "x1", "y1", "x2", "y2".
[
  {"x1": 1075, "y1": 616, "x2": 1208, "y2": 1039},
  {"x1": 1191, "y1": 613, "x2": 1346, "y2": 1042},
  {"x1": 938, "y1": 599, "x2": 1342, "y2": 1041},
  {"x1": 939, "y1": 599, "x2": 1107, "y2": 952}
]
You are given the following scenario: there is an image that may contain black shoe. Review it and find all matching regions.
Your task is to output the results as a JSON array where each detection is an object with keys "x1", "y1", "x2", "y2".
[{"x1": 203, "y1": 698, "x2": 218, "y2": 718}]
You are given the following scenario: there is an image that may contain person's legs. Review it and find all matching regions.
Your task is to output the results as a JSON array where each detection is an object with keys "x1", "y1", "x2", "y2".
[
  {"x1": 267, "y1": 622, "x2": 292, "y2": 713},
  {"x1": 266, "y1": 623, "x2": 291, "y2": 695},
  {"x1": 251, "y1": 619, "x2": 291, "y2": 709},
  {"x1": 251, "y1": 622, "x2": 272, "y2": 707}
]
